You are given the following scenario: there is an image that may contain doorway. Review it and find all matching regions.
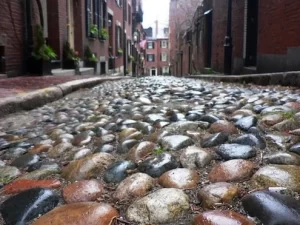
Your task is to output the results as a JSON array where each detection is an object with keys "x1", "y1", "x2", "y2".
[
  {"x1": 0, "y1": 46, "x2": 5, "y2": 74},
  {"x1": 245, "y1": 0, "x2": 258, "y2": 66},
  {"x1": 67, "y1": 0, "x2": 75, "y2": 49},
  {"x1": 151, "y1": 68, "x2": 157, "y2": 76},
  {"x1": 205, "y1": 12, "x2": 212, "y2": 67}
]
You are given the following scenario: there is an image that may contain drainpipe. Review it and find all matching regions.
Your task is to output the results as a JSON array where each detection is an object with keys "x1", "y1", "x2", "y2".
[
  {"x1": 23, "y1": 0, "x2": 33, "y2": 74},
  {"x1": 224, "y1": 0, "x2": 232, "y2": 74},
  {"x1": 123, "y1": 0, "x2": 127, "y2": 76}
]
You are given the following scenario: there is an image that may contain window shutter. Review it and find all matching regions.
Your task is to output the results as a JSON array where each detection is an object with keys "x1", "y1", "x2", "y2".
[
  {"x1": 153, "y1": 42, "x2": 155, "y2": 49},
  {"x1": 86, "y1": 0, "x2": 91, "y2": 36},
  {"x1": 97, "y1": 0, "x2": 101, "y2": 38},
  {"x1": 160, "y1": 41, "x2": 162, "y2": 47},
  {"x1": 115, "y1": 24, "x2": 118, "y2": 55},
  {"x1": 153, "y1": 54, "x2": 155, "y2": 62},
  {"x1": 160, "y1": 54, "x2": 162, "y2": 61}
]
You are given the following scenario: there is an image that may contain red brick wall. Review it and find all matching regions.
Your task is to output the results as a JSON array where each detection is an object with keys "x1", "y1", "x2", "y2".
[
  {"x1": 47, "y1": 0, "x2": 67, "y2": 60},
  {"x1": 232, "y1": 0, "x2": 244, "y2": 59},
  {"x1": 258, "y1": 0, "x2": 300, "y2": 55},
  {"x1": 210, "y1": 0, "x2": 226, "y2": 72},
  {"x1": 145, "y1": 38, "x2": 169, "y2": 75},
  {"x1": 108, "y1": 0, "x2": 124, "y2": 69},
  {"x1": 0, "y1": 0, "x2": 23, "y2": 76}
]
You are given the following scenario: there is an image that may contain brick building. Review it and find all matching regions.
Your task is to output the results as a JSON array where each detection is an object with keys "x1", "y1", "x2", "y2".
[
  {"x1": 168, "y1": 0, "x2": 202, "y2": 76},
  {"x1": 144, "y1": 37, "x2": 169, "y2": 76},
  {"x1": 206, "y1": 0, "x2": 300, "y2": 74},
  {"x1": 172, "y1": 0, "x2": 300, "y2": 75},
  {"x1": 0, "y1": 0, "x2": 144, "y2": 77}
]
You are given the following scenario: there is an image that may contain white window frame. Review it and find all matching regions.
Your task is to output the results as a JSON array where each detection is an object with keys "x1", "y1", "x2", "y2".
[
  {"x1": 162, "y1": 66, "x2": 169, "y2": 74},
  {"x1": 147, "y1": 41, "x2": 154, "y2": 49},
  {"x1": 161, "y1": 52, "x2": 167, "y2": 62},
  {"x1": 161, "y1": 40, "x2": 167, "y2": 48},
  {"x1": 147, "y1": 54, "x2": 154, "y2": 62}
]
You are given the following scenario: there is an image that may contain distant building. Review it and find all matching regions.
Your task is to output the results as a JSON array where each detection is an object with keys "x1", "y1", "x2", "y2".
[
  {"x1": 144, "y1": 37, "x2": 169, "y2": 76},
  {"x1": 144, "y1": 27, "x2": 153, "y2": 37},
  {"x1": 163, "y1": 28, "x2": 169, "y2": 37}
]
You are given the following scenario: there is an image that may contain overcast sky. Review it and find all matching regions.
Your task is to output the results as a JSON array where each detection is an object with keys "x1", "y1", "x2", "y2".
[{"x1": 142, "y1": 0, "x2": 169, "y2": 37}]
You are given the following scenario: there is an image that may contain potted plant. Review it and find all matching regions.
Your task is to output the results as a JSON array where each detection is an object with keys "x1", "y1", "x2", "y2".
[
  {"x1": 99, "y1": 28, "x2": 108, "y2": 41},
  {"x1": 62, "y1": 41, "x2": 79, "y2": 69},
  {"x1": 90, "y1": 24, "x2": 98, "y2": 39},
  {"x1": 125, "y1": 68, "x2": 131, "y2": 75},
  {"x1": 29, "y1": 25, "x2": 57, "y2": 75},
  {"x1": 128, "y1": 55, "x2": 134, "y2": 62},
  {"x1": 117, "y1": 48, "x2": 123, "y2": 56},
  {"x1": 84, "y1": 46, "x2": 98, "y2": 73}
]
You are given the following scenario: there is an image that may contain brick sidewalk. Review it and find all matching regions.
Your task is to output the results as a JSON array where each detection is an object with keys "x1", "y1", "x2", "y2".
[{"x1": 0, "y1": 75, "x2": 104, "y2": 98}]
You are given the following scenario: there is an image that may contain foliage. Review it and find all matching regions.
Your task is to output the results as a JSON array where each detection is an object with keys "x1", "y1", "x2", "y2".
[
  {"x1": 90, "y1": 24, "x2": 98, "y2": 36},
  {"x1": 282, "y1": 111, "x2": 295, "y2": 119},
  {"x1": 31, "y1": 25, "x2": 57, "y2": 61},
  {"x1": 100, "y1": 28, "x2": 109, "y2": 39},
  {"x1": 118, "y1": 48, "x2": 123, "y2": 54},
  {"x1": 84, "y1": 46, "x2": 98, "y2": 62},
  {"x1": 63, "y1": 41, "x2": 79, "y2": 61},
  {"x1": 129, "y1": 55, "x2": 135, "y2": 61},
  {"x1": 154, "y1": 146, "x2": 166, "y2": 155}
]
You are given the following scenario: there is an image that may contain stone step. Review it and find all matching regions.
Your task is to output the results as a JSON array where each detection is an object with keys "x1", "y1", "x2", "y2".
[
  {"x1": 242, "y1": 67, "x2": 257, "y2": 75},
  {"x1": 51, "y1": 69, "x2": 75, "y2": 76},
  {"x1": 0, "y1": 74, "x2": 7, "y2": 79},
  {"x1": 79, "y1": 67, "x2": 94, "y2": 75}
]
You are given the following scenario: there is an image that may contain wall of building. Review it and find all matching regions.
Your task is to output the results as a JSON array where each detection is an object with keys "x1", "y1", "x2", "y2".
[
  {"x1": 0, "y1": 0, "x2": 24, "y2": 76},
  {"x1": 145, "y1": 38, "x2": 169, "y2": 75},
  {"x1": 257, "y1": 0, "x2": 300, "y2": 72},
  {"x1": 47, "y1": 0, "x2": 67, "y2": 61}
]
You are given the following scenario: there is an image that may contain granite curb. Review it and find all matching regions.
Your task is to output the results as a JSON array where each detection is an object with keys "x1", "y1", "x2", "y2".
[
  {"x1": 188, "y1": 71, "x2": 300, "y2": 87},
  {"x1": 0, "y1": 76, "x2": 130, "y2": 117}
]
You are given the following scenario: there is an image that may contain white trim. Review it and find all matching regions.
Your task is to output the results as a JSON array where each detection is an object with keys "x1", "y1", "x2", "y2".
[
  {"x1": 150, "y1": 68, "x2": 157, "y2": 76},
  {"x1": 116, "y1": 20, "x2": 122, "y2": 27},
  {"x1": 107, "y1": 7, "x2": 114, "y2": 15},
  {"x1": 42, "y1": 0, "x2": 48, "y2": 37},
  {"x1": 243, "y1": 0, "x2": 248, "y2": 59}
]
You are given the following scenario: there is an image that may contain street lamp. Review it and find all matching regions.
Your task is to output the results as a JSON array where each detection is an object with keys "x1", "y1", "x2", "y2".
[{"x1": 224, "y1": 0, "x2": 232, "y2": 75}]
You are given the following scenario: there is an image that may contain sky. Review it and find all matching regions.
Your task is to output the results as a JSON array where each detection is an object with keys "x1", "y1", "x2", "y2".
[{"x1": 142, "y1": 0, "x2": 169, "y2": 37}]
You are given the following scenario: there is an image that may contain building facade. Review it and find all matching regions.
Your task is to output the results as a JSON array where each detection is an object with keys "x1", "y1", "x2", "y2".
[
  {"x1": 145, "y1": 37, "x2": 169, "y2": 76},
  {"x1": 170, "y1": 0, "x2": 300, "y2": 75},
  {"x1": 0, "y1": 0, "x2": 144, "y2": 77},
  {"x1": 168, "y1": 0, "x2": 202, "y2": 76}
]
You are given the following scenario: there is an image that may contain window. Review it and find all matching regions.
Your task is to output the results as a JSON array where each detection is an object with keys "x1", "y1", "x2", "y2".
[
  {"x1": 124, "y1": 0, "x2": 127, "y2": 22},
  {"x1": 147, "y1": 41, "x2": 154, "y2": 49},
  {"x1": 116, "y1": 25, "x2": 123, "y2": 54},
  {"x1": 161, "y1": 40, "x2": 168, "y2": 48},
  {"x1": 162, "y1": 66, "x2": 169, "y2": 74},
  {"x1": 101, "y1": 0, "x2": 107, "y2": 28},
  {"x1": 116, "y1": 0, "x2": 123, "y2": 7},
  {"x1": 128, "y1": 5, "x2": 131, "y2": 24},
  {"x1": 161, "y1": 52, "x2": 167, "y2": 62},
  {"x1": 147, "y1": 54, "x2": 155, "y2": 62},
  {"x1": 86, "y1": 0, "x2": 104, "y2": 38}
]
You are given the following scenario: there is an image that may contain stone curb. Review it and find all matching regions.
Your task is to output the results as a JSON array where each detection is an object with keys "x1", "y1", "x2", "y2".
[
  {"x1": 188, "y1": 71, "x2": 300, "y2": 87},
  {"x1": 0, "y1": 76, "x2": 130, "y2": 117}
]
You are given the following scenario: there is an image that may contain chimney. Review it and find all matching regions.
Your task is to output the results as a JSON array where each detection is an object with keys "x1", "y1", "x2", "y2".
[{"x1": 155, "y1": 20, "x2": 158, "y2": 37}]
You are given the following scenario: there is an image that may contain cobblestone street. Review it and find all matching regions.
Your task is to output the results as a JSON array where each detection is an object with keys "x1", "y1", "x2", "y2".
[{"x1": 1, "y1": 77, "x2": 300, "y2": 224}]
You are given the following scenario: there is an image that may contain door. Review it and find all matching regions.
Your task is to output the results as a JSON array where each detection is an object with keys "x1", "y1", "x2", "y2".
[
  {"x1": 0, "y1": 46, "x2": 4, "y2": 73},
  {"x1": 151, "y1": 68, "x2": 156, "y2": 76},
  {"x1": 67, "y1": 0, "x2": 75, "y2": 49},
  {"x1": 245, "y1": 0, "x2": 258, "y2": 66},
  {"x1": 205, "y1": 12, "x2": 212, "y2": 67}
]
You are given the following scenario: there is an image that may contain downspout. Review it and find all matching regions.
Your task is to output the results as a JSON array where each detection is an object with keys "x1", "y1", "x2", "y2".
[
  {"x1": 123, "y1": 0, "x2": 127, "y2": 75},
  {"x1": 23, "y1": 0, "x2": 33, "y2": 74}
]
